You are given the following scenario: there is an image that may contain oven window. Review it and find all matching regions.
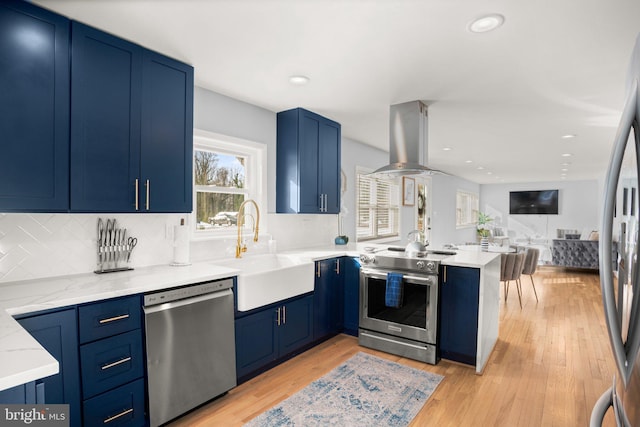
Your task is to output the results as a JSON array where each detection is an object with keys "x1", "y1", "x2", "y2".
[{"x1": 366, "y1": 277, "x2": 429, "y2": 328}]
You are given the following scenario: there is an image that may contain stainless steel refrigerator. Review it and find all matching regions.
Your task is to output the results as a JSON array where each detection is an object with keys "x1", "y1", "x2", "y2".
[{"x1": 591, "y1": 33, "x2": 640, "y2": 426}]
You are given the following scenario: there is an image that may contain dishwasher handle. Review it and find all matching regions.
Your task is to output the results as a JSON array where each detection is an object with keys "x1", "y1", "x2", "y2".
[{"x1": 143, "y1": 288, "x2": 233, "y2": 314}]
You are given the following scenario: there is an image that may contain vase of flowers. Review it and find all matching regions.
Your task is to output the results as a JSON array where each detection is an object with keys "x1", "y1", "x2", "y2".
[{"x1": 477, "y1": 212, "x2": 492, "y2": 251}]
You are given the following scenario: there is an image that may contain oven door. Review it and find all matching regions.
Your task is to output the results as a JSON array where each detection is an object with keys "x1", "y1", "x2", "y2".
[{"x1": 359, "y1": 267, "x2": 438, "y2": 344}]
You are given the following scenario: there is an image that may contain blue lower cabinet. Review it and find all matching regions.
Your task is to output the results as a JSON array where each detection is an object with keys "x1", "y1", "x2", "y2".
[
  {"x1": 0, "y1": 382, "x2": 43, "y2": 404},
  {"x1": 17, "y1": 309, "x2": 81, "y2": 426},
  {"x1": 235, "y1": 308, "x2": 278, "y2": 380},
  {"x1": 279, "y1": 295, "x2": 314, "y2": 354},
  {"x1": 343, "y1": 257, "x2": 361, "y2": 336},
  {"x1": 80, "y1": 329, "x2": 144, "y2": 399},
  {"x1": 235, "y1": 294, "x2": 314, "y2": 383},
  {"x1": 439, "y1": 265, "x2": 481, "y2": 365},
  {"x1": 313, "y1": 258, "x2": 344, "y2": 341},
  {"x1": 83, "y1": 378, "x2": 145, "y2": 427}
]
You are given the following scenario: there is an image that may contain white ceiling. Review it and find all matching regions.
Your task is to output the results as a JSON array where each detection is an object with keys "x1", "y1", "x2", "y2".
[{"x1": 35, "y1": 0, "x2": 640, "y2": 184}]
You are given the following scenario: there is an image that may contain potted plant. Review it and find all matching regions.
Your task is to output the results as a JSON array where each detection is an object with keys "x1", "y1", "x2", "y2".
[{"x1": 477, "y1": 212, "x2": 493, "y2": 250}]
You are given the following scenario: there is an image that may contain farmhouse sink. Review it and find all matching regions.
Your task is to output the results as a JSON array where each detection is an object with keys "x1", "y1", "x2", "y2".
[{"x1": 212, "y1": 254, "x2": 315, "y2": 311}]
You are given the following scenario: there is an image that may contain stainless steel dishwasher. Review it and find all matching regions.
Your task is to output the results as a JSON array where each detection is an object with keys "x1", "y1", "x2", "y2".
[{"x1": 143, "y1": 278, "x2": 236, "y2": 427}]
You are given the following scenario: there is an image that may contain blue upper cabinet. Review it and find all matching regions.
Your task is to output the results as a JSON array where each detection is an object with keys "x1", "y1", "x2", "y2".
[
  {"x1": 71, "y1": 22, "x2": 194, "y2": 213},
  {"x1": 276, "y1": 108, "x2": 341, "y2": 214},
  {"x1": 0, "y1": 1, "x2": 70, "y2": 212},
  {"x1": 141, "y1": 50, "x2": 193, "y2": 212},
  {"x1": 70, "y1": 22, "x2": 142, "y2": 212}
]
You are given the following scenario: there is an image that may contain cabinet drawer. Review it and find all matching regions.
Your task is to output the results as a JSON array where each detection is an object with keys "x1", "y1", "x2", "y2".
[
  {"x1": 83, "y1": 378, "x2": 145, "y2": 427},
  {"x1": 79, "y1": 295, "x2": 141, "y2": 344},
  {"x1": 80, "y1": 330, "x2": 144, "y2": 399}
]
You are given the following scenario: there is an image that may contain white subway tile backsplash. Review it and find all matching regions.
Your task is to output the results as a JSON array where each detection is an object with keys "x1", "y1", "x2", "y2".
[
  {"x1": 0, "y1": 212, "x2": 339, "y2": 284},
  {"x1": 0, "y1": 213, "x2": 182, "y2": 283}
]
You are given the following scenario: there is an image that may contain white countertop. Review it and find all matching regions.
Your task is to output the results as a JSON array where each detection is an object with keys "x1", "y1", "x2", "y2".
[{"x1": 0, "y1": 243, "x2": 497, "y2": 391}]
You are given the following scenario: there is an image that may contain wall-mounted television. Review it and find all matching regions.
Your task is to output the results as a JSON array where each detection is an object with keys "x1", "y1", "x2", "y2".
[{"x1": 509, "y1": 190, "x2": 559, "y2": 215}]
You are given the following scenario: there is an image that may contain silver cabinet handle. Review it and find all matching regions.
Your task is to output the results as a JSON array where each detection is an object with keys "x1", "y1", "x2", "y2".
[
  {"x1": 316, "y1": 262, "x2": 321, "y2": 278},
  {"x1": 101, "y1": 356, "x2": 132, "y2": 370},
  {"x1": 335, "y1": 259, "x2": 340, "y2": 275},
  {"x1": 99, "y1": 314, "x2": 130, "y2": 324},
  {"x1": 283, "y1": 305, "x2": 286, "y2": 324},
  {"x1": 276, "y1": 307, "x2": 281, "y2": 326},
  {"x1": 145, "y1": 179, "x2": 150, "y2": 210},
  {"x1": 104, "y1": 408, "x2": 133, "y2": 424},
  {"x1": 134, "y1": 179, "x2": 139, "y2": 211},
  {"x1": 600, "y1": 78, "x2": 640, "y2": 387},
  {"x1": 324, "y1": 194, "x2": 328, "y2": 212}
]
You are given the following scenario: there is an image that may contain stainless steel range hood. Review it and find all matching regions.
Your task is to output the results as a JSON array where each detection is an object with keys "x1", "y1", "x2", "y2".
[{"x1": 372, "y1": 100, "x2": 442, "y2": 176}]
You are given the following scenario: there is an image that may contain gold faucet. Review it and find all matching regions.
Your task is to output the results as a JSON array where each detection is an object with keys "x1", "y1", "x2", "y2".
[{"x1": 236, "y1": 199, "x2": 260, "y2": 258}]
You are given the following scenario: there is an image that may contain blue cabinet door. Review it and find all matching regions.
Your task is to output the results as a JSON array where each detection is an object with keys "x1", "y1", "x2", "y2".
[
  {"x1": 280, "y1": 294, "x2": 314, "y2": 355},
  {"x1": 439, "y1": 266, "x2": 480, "y2": 365},
  {"x1": 140, "y1": 50, "x2": 193, "y2": 213},
  {"x1": 70, "y1": 21, "x2": 142, "y2": 213},
  {"x1": 314, "y1": 259, "x2": 344, "y2": 340},
  {"x1": 235, "y1": 308, "x2": 277, "y2": 381},
  {"x1": 0, "y1": 1, "x2": 69, "y2": 212},
  {"x1": 318, "y1": 119, "x2": 341, "y2": 214},
  {"x1": 343, "y1": 257, "x2": 361, "y2": 336},
  {"x1": 276, "y1": 108, "x2": 341, "y2": 214},
  {"x1": 17, "y1": 309, "x2": 81, "y2": 427},
  {"x1": 298, "y1": 111, "x2": 322, "y2": 213}
]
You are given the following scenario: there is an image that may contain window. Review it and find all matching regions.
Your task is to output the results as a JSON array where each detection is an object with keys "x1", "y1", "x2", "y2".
[
  {"x1": 356, "y1": 168, "x2": 400, "y2": 241},
  {"x1": 193, "y1": 130, "x2": 265, "y2": 235},
  {"x1": 456, "y1": 190, "x2": 479, "y2": 228}
]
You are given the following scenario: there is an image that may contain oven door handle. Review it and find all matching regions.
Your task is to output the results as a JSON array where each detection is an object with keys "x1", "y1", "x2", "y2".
[{"x1": 362, "y1": 271, "x2": 434, "y2": 284}]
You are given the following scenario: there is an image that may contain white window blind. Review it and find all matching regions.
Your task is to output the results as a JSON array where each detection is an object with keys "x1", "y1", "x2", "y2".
[
  {"x1": 357, "y1": 171, "x2": 399, "y2": 241},
  {"x1": 456, "y1": 190, "x2": 479, "y2": 228}
]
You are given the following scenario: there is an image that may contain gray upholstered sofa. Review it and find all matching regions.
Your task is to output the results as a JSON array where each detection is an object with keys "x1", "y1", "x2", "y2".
[{"x1": 551, "y1": 239, "x2": 599, "y2": 270}]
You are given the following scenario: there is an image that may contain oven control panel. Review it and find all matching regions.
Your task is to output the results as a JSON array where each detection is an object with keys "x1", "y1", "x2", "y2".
[{"x1": 359, "y1": 253, "x2": 439, "y2": 274}]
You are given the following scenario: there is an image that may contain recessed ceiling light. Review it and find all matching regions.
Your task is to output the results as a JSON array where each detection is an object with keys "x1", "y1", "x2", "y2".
[
  {"x1": 477, "y1": 166, "x2": 485, "y2": 170},
  {"x1": 465, "y1": 160, "x2": 473, "y2": 163},
  {"x1": 561, "y1": 168, "x2": 569, "y2": 172},
  {"x1": 561, "y1": 162, "x2": 571, "y2": 166},
  {"x1": 561, "y1": 134, "x2": 576, "y2": 139},
  {"x1": 561, "y1": 153, "x2": 572, "y2": 157},
  {"x1": 289, "y1": 75, "x2": 310, "y2": 85},
  {"x1": 468, "y1": 14, "x2": 505, "y2": 33},
  {"x1": 487, "y1": 171, "x2": 493, "y2": 175},
  {"x1": 442, "y1": 147, "x2": 452, "y2": 151}
]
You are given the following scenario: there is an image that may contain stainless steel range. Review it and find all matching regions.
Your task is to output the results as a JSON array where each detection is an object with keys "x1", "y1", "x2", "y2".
[{"x1": 359, "y1": 247, "x2": 451, "y2": 364}]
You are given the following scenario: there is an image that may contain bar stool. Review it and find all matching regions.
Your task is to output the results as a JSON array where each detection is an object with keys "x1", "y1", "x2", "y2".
[
  {"x1": 500, "y1": 252, "x2": 525, "y2": 308},
  {"x1": 521, "y1": 248, "x2": 540, "y2": 302}
]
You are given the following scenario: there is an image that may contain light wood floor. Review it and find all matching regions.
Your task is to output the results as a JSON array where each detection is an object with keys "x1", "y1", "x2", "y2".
[{"x1": 170, "y1": 267, "x2": 617, "y2": 426}]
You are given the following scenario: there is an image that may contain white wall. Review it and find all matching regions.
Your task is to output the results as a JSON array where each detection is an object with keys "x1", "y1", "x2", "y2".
[
  {"x1": 340, "y1": 136, "x2": 386, "y2": 241},
  {"x1": 479, "y1": 180, "x2": 600, "y2": 240},
  {"x1": 430, "y1": 174, "x2": 480, "y2": 247}
]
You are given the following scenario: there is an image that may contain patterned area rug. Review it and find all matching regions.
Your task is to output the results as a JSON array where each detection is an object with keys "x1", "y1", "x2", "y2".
[{"x1": 244, "y1": 352, "x2": 444, "y2": 426}]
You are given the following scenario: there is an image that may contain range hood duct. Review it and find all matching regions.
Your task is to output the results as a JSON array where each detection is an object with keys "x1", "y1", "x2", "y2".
[{"x1": 371, "y1": 100, "x2": 442, "y2": 176}]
